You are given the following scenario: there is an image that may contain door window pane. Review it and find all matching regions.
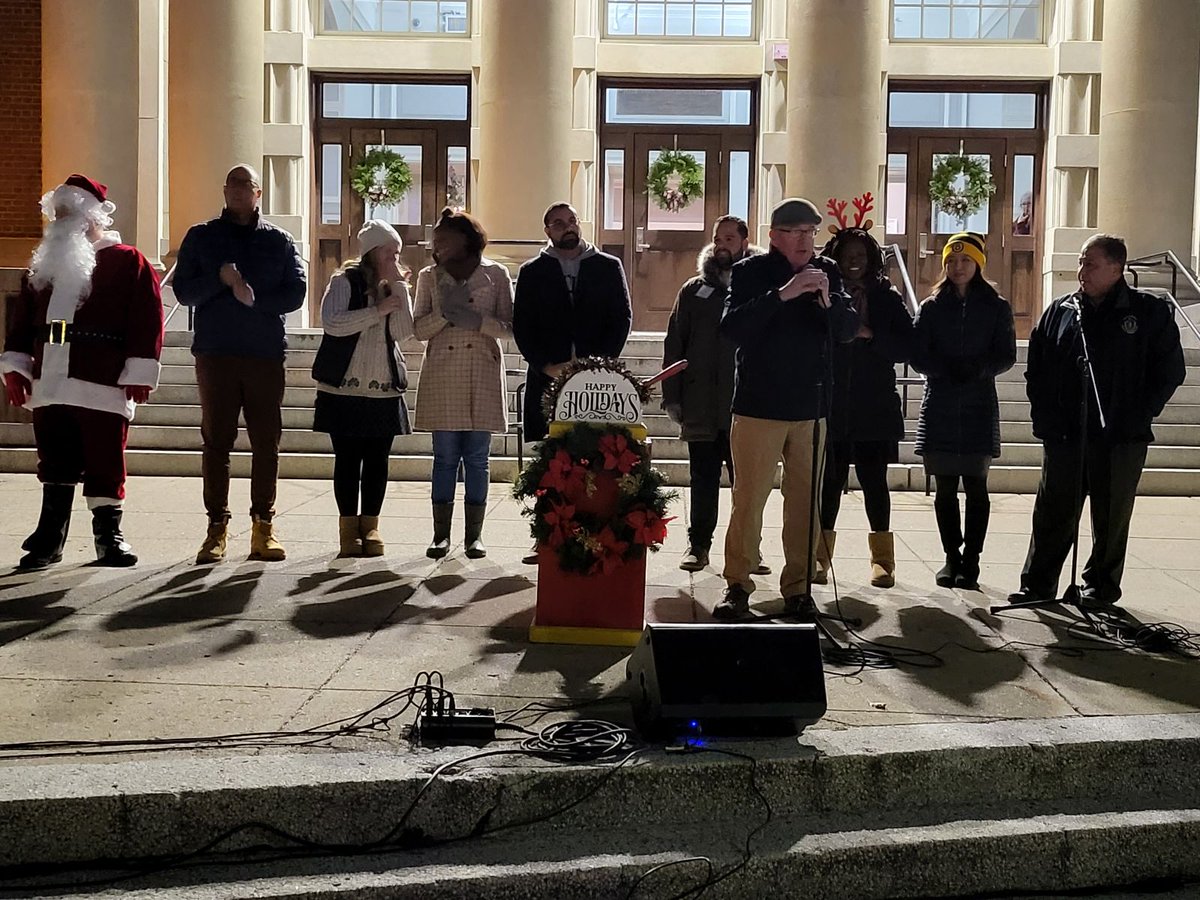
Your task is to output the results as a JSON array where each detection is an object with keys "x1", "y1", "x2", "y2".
[
  {"x1": 321, "y1": 144, "x2": 343, "y2": 225},
  {"x1": 932, "y1": 152, "x2": 991, "y2": 235},
  {"x1": 728, "y1": 150, "x2": 750, "y2": 222},
  {"x1": 889, "y1": 91, "x2": 1037, "y2": 129},
  {"x1": 886, "y1": 153, "x2": 907, "y2": 234},
  {"x1": 604, "y1": 149, "x2": 625, "y2": 230},
  {"x1": 891, "y1": 0, "x2": 1043, "y2": 42},
  {"x1": 322, "y1": 82, "x2": 468, "y2": 120},
  {"x1": 364, "y1": 144, "x2": 423, "y2": 225},
  {"x1": 647, "y1": 149, "x2": 706, "y2": 232},
  {"x1": 605, "y1": 88, "x2": 751, "y2": 126},
  {"x1": 323, "y1": 0, "x2": 469, "y2": 33},
  {"x1": 603, "y1": 0, "x2": 755, "y2": 38},
  {"x1": 447, "y1": 146, "x2": 467, "y2": 211},
  {"x1": 1012, "y1": 154, "x2": 1034, "y2": 235}
]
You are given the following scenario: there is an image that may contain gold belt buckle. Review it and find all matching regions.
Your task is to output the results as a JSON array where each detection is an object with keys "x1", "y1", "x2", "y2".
[{"x1": 48, "y1": 320, "x2": 68, "y2": 345}]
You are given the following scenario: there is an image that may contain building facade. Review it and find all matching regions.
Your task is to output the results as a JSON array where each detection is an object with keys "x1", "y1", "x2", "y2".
[{"x1": 1, "y1": 0, "x2": 1198, "y2": 336}]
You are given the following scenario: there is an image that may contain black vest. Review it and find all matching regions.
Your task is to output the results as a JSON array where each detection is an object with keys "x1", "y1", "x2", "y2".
[{"x1": 311, "y1": 268, "x2": 405, "y2": 390}]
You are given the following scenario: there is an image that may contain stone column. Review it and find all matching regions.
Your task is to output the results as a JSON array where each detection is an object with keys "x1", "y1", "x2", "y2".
[
  {"x1": 1097, "y1": 0, "x2": 1200, "y2": 259},
  {"x1": 168, "y1": 0, "x2": 264, "y2": 250},
  {"x1": 42, "y1": 0, "x2": 141, "y2": 239},
  {"x1": 475, "y1": 0, "x2": 574, "y2": 242},
  {"x1": 785, "y1": 0, "x2": 884, "y2": 220}
]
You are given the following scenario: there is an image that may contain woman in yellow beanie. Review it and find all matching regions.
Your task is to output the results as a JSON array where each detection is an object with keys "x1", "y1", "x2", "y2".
[{"x1": 910, "y1": 233, "x2": 1016, "y2": 590}]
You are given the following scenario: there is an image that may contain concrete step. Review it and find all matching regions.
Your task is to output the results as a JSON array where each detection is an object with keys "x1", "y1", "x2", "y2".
[{"x1": 3, "y1": 715, "x2": 1199, "y2": 898}]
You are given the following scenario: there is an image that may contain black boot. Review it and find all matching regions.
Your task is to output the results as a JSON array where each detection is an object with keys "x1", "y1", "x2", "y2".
[
  {"x1": 92, "y1": 505, "x2": 137, "y2": 567},
  {"x1": 956, "y1": 498, "x2": 990, "y2": 591},
  {"x1": 933, "y1": 483, "x2": 963, "y2": 589},
  {"x1": 464, "y1": 503, "x2": 487, "y2": 559},
  {"x1": 935, "y1": 551, "x2": 961, "y2": 588},
  {"x1": 426, "y1": 502, "x2": 454, "y2": 559},
  {"x1": 18, "y1": 483, "x2": 75, "y2": 571}
]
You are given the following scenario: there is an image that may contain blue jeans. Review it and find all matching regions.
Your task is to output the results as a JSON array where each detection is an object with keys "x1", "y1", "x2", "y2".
[{"x1": 431, "y1": 430, "x2": 491, "y2": 505}]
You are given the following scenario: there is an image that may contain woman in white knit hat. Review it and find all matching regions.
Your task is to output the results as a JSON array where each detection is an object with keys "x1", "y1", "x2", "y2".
[{"x1": 311, "y1": 219, "x2": 414, "y2": 557}]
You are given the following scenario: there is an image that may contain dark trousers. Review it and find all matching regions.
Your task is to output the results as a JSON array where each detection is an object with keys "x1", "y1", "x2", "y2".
[
  {"x1": 33, "y1": 405, "x2": 129, "y2": 500},
  {"x1": 196, "y1": 354, "x2": 285, "y2": 523},
  {"x1": 1020, "y1": 440, "x2": 1147, "y2": 603},
  {"x1": 331, "y1": 434, "x2": 394, "y2": 517},
  {"x1": 934, "y1": 474, "x2": 990, "y2": 558},
  {"x1": 820, "y1": 440, "x2": 892, "y2": 532},
  {"x1": 687, "y1": 431, "x2": 733, "y2": 550}
]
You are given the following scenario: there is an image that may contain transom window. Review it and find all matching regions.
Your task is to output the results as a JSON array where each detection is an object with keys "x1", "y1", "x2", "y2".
[
  {"x1": 604, "y1": 1, "x2": 755, "y2": 39},
  {"x1": 322, "y1": 83, "x2": 469, "y2": 120},
  {"x1": 889, "y1": 91, "x2": 1038, "y2": 129},
  {"x1": 322, "y1": 0, "x2": 469, "y2": 34},
  {"x1": 892, "y1": 0, "x2": 1044, "y2": 43}
]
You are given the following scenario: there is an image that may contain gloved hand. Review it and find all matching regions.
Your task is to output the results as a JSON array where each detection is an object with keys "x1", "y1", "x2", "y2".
[
  {"x1": 664, "y1": 402, "x2": 683, "y2": 425},
  {"x1": 440, "y1": 282, "x2": 482, "y2": 330},
  {"x1": 125, "y1": 385, "x2": 151, "y2": 404},
  {"x1": 4, "y1": 371, "x2": 30, "y2": 407}
]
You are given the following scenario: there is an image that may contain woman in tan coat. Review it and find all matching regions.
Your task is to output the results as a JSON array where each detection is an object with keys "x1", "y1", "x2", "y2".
[{"x1": 413, "y1": 207, "x2": 513, "y2": 559}]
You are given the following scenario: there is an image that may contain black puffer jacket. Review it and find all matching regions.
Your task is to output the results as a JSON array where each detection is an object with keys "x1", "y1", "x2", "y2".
[
  {"x1": 720, "y1": 249, "x2": 858, "y2": 422},
  {"x1": 911, "y1": 283, "x2": 1016, "y2": 458},
  {"x1": 1026, "y1": 279, "x2": 1185, "y2": 444},
  {"x1": 828, "y1": 279, "x2": 915, "y2": 443},
  {"x1": 661, "y1": 244, "x2": 763, "y2": 441}
]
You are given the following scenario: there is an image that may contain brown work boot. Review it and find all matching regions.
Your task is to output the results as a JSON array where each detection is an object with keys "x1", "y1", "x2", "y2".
[
  {"x1": 359, "y1": 515, "x2": 385, "y2": 557},
  {"x1": 249, "y1": 515, "x2": 286, "y2": 561},
  {"x1": 338, "y1": 516, "x2": 363, "y2": 558},
  {"x1": 196, "y1": 520, "x2": 228, "y2": 564}
]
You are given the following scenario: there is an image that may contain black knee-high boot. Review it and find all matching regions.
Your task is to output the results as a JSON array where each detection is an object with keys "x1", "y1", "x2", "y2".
[
  {"x1": 19, "y1": 483, "x2": 75, "y2": 571},
  {"x1": 933, "y1": 481, "x2": 962, "y2": 588},
  {"x1": 957, "y1": 498, "x2": 990, "y2": 591}
]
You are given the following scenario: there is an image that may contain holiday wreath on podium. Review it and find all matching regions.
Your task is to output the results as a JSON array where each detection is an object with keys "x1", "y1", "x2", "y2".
[{"x1": 513, "y1": 358, "x2": 675, "y2": 576}]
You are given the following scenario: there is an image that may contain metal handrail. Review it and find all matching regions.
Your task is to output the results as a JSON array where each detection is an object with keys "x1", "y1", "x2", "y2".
[
  {"x1": 885, "y1": 243, "x2": 921, "y2": 318},
  {"x1": 1125, "y1": 250, "x2": 1200, "y2": 345}
]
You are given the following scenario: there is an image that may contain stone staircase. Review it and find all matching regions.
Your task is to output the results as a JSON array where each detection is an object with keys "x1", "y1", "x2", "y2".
[{"x1": 3, "y1": 330, "x2": 1200, "y2": 494}]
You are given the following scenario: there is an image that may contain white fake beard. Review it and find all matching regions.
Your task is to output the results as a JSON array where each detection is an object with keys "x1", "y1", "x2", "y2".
[{"x1": 29, "y1": 215, "x2": 97, "y2": 313}]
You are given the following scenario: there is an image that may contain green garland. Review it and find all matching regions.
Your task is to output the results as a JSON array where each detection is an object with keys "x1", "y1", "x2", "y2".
[
  {"x1": 929, "y1": 154, "x2": 996, "y2": 221},
  {"x1": 351, "y1": 148, "x2": 414, "y2": 206},
  {"x1": 646, "y1": 149, "x2": 704, "y2": 213},
  {"x1": 513, "y1": 423, "x2": 677, "y2": 575}
]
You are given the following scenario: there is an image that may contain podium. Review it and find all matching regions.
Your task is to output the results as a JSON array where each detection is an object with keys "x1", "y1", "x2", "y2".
[{"x1": 514, "y1": 360, "x2": 675, "y2": 648}]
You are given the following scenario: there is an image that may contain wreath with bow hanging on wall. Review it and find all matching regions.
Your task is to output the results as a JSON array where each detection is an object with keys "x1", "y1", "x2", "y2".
[
  {"x1": 646, "y1": 149, "x2": 704, "y2": 213},
  {"x1": 351, "y1": 148, "x2": 414, "y2": 206},
  {"x1": 928, "y1": 153, "x2": 996, "y2": 221}
]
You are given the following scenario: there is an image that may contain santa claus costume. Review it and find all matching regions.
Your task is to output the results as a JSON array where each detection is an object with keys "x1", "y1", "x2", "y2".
[{"x1": 0, "y1": 174, "x2": 163, "y2": 570}]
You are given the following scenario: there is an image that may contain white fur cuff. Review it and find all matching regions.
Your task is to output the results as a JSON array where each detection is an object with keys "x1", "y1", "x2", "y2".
[
  {"x1": 119, "y1": 357, "x2": 161, "y2": 389},
  {"x1": 0, "y1": 351, "x2": 34, "y2": 382}
]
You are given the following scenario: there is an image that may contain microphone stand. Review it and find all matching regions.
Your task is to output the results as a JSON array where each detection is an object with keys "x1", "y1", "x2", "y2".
[{"x1": 991, "y1": 297, "x2": 1107, "y2": 619}]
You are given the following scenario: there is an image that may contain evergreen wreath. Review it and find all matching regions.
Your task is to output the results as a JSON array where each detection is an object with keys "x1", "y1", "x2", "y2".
[
  {"x1": 513, "y1": 423, "x2": 677, "y2": 576},
  {"x1": 351, "y1": 148, "x2": 414, "y2": 206},
  {"x1": 646, "y1": 149, "x2": 704, "y2": 213},
  {"x1": 929, "y1": 154, "x2": 996, "y2": 220}
]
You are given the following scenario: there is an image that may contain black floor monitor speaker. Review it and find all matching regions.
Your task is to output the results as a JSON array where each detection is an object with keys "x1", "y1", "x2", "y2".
[{"x1": 626, "y1": 623, "x2": 827, "y2": 740}]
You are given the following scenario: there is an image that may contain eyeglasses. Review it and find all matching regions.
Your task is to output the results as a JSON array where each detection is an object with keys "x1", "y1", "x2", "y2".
[
  {"x1": 773, "y1": 226, "x2": 819, "y2": 236},
  {"x1": 547, "y1": 217, "x2": 579, "y2": 229}
]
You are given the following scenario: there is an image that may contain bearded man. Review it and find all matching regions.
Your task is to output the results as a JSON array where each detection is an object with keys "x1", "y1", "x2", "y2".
[
  {"x1": 661, "y1": 215, "x2": 766, "y2": 573},
  {"x1": 0, "y1": 174, "x2": 163, "y2": 570}
]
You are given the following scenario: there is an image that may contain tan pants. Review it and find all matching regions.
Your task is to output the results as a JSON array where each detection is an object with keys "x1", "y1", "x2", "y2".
[{"x1": 723, "y1": 414, "x2": 825, "y2": 596}]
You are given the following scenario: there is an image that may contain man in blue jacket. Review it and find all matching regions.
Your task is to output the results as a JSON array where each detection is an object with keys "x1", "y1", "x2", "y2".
[
  {"x1": 1008, "y1": 234, "x2": 1185, "y2": 610},
  {"x1": 173, "y1": 164, "x2": 307, "y2": 564},
  {"x1": 714, "y1": 198, "x2": 858, "y2": 621}
]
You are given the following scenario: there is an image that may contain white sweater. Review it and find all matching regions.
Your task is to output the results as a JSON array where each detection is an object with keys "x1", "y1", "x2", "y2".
[{"x1": 317, "y1": 271, "x2": 414, "y2": 397}]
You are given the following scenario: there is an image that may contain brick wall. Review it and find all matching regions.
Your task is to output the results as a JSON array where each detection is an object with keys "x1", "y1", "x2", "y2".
[{"x1": 0, "y1": 0, "x2": 41, "y2": 238}]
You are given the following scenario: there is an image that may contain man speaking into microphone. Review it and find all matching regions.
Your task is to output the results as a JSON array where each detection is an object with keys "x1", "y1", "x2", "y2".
[{"x1": 713, "y1": 198, "x2": 858, "y2": 621}]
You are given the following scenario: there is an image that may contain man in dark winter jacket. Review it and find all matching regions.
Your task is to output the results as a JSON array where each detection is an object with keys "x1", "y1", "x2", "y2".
[
  {"x1": 663, "y1": 216, "x2": 766, "y2": 572},
  {"x1": 1009, "y1": 234, "x2": 1185, "y2": 610},
  {"x1": 174, "y1": 164, "x2": 307, "y2": 565},
  {"x1": 512, "y1": 202, "x2": 632, "y2": 443},
  {"x1": 713, "y1": 198, "x2": 858, "y2": 621}
]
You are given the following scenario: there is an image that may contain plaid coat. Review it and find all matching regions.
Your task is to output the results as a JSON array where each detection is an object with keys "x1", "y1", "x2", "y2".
[{"x1": 412, "y1": 257, "x2": 513, "y2": 433}]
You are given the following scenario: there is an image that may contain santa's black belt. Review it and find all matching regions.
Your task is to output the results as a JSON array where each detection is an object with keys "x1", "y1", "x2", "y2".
[{"x1": 38, "y1": 321, "x2": 124, "y2": 345}]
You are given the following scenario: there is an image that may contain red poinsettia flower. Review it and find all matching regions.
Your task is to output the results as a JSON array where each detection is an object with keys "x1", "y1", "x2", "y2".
[
  {"x1": 625, "y1": 507, "x2": 674, "y2": 546},
  {"x1": 590, "y1": 526, "x2": 630, "y2": 576},
  {"x1": 544, "y1": 500, "x2": 578, "y2": 548},
  {"x1": 598, "y1": 433, "x2": 640, "y2": 475},
  {"x1": 539, "y1": 449, "x2": 585, "y2": 496}
]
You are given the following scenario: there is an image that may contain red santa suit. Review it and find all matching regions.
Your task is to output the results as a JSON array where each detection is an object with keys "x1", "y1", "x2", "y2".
[{"x1": 1, "y1": 175, "x2": 162, "y2": 506}]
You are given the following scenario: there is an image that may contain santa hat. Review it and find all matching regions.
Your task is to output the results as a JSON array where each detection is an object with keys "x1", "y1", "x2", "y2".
[{"x1": 41, "y1": 173, "x2": 116, "y2": 224}]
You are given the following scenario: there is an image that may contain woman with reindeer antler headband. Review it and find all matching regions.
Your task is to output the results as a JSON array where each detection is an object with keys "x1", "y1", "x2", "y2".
[
  {"x1": 816, "y1": 193, "x2": 914, "y2": 590},
  {"x1": 910, "y1": 232, "x2": 1016, "y2": 592}
]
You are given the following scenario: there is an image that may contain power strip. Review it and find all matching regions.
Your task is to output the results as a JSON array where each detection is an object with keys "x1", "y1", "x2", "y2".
[{"x1": 417, "y1": 707, "x2": 497, "y2": 745}]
